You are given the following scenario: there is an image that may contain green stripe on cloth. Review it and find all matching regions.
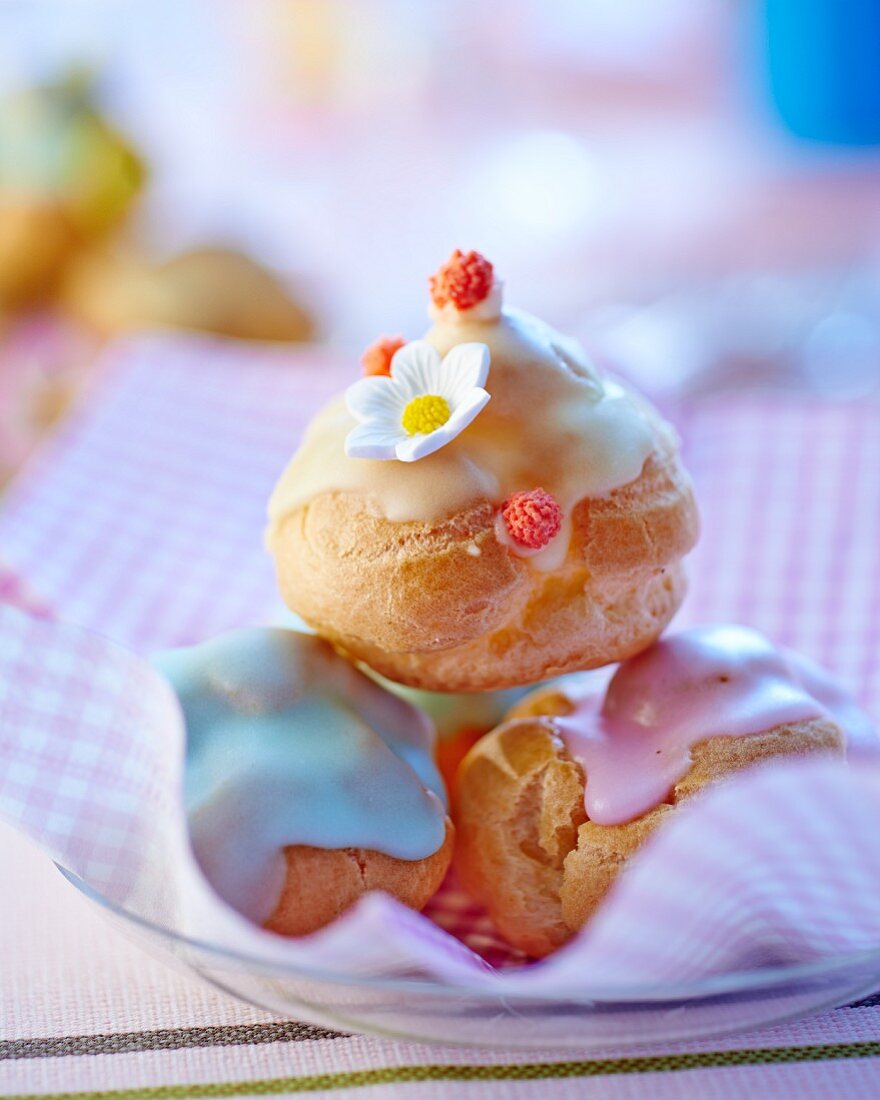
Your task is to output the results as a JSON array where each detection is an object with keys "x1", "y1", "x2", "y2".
[{"x1": 6, "y1": 1040, "x2": 880, "y2": 1099}]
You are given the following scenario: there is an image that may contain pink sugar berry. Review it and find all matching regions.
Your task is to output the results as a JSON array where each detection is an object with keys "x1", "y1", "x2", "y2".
[
  {"x1": 361, "y1": 335, "x2": 406, "y2": 377},
  {"x1": 501, "y1": 488, "x2": 563, "y2": 550},
  {"x1": 429, "y1": 249, "x2": 494, "y2": 311}
]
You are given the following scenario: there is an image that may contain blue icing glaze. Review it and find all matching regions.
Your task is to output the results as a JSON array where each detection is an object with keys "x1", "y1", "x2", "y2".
[{"x1": 153, "y1": 628, "x2": 448, "y2": 924}]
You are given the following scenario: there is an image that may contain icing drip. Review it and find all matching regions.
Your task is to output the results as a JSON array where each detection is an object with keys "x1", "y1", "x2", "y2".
[
  {"x1": 267, "y1": 298, "x2": 656, "y2": 572},
  {"x1": 553, "y1": 625, "x2": 873, "y2": 826},
  {"x1": 154, "y1": 628, "x2": 448, "y2": 924}
]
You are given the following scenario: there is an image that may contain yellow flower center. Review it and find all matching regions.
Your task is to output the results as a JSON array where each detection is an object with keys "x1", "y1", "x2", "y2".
[{"x1": 401, "y1": 394, "x2": 451, "y2": 436}]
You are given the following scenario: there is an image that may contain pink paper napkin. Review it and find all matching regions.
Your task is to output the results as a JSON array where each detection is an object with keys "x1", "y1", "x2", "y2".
[
  {"x1": 1, "y1": 333, "x2": 879, "y2": 994},
  {"x1": 0, "y1": 561, "x2": 52, "y2": 620},
  {"x1": 3, "y1": 601, "x2": 880, "y2": 992}
]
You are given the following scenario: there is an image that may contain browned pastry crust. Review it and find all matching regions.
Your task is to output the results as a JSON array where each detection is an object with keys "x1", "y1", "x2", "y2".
[
  {"x1": 264, "y1": 818, "x2": 455, "y2": 937},
  {"x1": 454, "y1": 686, "x2": 844, "y2": 956},
  {"x1": 271, "y1": 436, "x2": 699, "y2": 692}
]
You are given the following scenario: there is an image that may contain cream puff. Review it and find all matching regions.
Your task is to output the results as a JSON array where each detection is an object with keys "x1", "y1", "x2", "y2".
[
  {"x1": 454, "y1": 625, "x2": 861, "y2": 957},
  {"x1": 268, "y1": 250, "x2": 699, "y2": 692},
  {"x1": 155, "y1": 628, "x2": 453, "y2": 936}
]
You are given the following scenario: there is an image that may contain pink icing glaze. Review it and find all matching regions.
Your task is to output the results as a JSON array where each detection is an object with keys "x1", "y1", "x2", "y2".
[{"x1": 554, "y1": 625, "x2": 875, "y2": 826}]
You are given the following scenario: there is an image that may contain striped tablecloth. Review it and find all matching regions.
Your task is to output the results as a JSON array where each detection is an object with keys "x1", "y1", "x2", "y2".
[
  {"x1": 1, "y1": 334, "x2": 879, "y2": 1097},
  {"x1": 3, "y1": 821, "x2": 880, "y2": 1099}
]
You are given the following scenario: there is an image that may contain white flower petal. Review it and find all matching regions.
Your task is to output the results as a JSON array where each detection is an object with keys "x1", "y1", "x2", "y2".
[
  {"x1": 345, "y1": 422, "x2": 402, "y2": 460},
  {"x1": 395, "y1": 426, "x2": 457, "y2": 462},
  {"x1": 344, "y1": 340, "x2": 492, "y2": 464},
  {"x1": 443, "y1": 387, "x2": 491, "y2": 436},
  {"x1": 345, "y1": 376, "x2": 405, "y2": 423},
  {"x1": 440, "y1": 342, "x2": 491, "y2": 396},
  {"x1": 390, "y1": 340, "x2": 443, "y2": 400}
]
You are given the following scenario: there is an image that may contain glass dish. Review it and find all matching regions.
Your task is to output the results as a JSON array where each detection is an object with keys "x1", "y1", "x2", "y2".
[{"x1": 60, "y1": 867, "x2": 880, "y2": 1051}]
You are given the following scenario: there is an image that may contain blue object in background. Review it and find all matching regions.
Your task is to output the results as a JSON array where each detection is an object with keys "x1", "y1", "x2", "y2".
[{"x1": 765, "y1": 0, "x2": 880, "y2": 145}]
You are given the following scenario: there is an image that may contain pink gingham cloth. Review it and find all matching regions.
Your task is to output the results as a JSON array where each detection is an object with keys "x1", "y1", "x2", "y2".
[{"x1": 2, "y1": 334, "x2": 880, "y2": 1095}]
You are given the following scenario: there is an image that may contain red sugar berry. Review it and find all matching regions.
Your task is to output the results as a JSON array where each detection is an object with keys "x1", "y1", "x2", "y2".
[
  {"x1": 501, "y1": 488, "x2": 563, "y2": 550},
  {"x1": 361, "y1": 335, "x2": 406, "y2": 377},
  {"x1": 429, "y1": 249, "x2": 494, "y2": 311}
]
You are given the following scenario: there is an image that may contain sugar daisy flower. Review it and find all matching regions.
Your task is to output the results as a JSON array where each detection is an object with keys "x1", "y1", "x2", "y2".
[{"x1": 344, "y1": 340, "x2": 491, "y2": 462}]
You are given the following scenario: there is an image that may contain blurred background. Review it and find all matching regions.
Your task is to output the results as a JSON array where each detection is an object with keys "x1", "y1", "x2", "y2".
[{"x1": 2, "y1": 0, "x2": 880, "y2": 484}]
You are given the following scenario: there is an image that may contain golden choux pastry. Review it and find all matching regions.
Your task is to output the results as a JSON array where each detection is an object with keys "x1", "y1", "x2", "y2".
[
  {"x1": 454, "y1": 626, "x2": 852, "y2": 956},
  {"x1": 268, "y1": 250, "x2": 699, "y2": 691},
  {"x1": 266, "y1": 831, "x2": 454, "y2": 937}
]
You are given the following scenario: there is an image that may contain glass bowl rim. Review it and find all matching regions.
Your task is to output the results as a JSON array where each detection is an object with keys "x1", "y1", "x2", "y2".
[{"x1": 58, "y1": 865, "x2": 880, "y2": 1005}]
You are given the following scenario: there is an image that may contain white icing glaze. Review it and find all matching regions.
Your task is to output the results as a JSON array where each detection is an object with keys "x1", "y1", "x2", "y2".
[
  {"x1": 154, "y1": 628, "x2": 448, "y2": 925},
  {"x1": 428, "y1": 280, "x2": 505, "y2": 323},
  {"x1": 268, "y1": 285, "x2": 656, "y2": 572}
]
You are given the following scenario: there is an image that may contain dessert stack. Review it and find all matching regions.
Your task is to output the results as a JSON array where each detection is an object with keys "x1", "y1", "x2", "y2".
[{"x1": 161, "y1": 250, "x2": 855, "y2": 955}]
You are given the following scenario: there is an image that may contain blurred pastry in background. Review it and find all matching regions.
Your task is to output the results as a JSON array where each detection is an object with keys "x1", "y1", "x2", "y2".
[
  {"x1": 0, "y1": 70, "x2": 145, "y2": 312},
  {"x1": 0, "y1": 69, "x2": 316, "y2": 490},
  {"x1": 63, "y1": 245, "x2": 315, "y2": 343},
  {"x1": 0, "y1": 195, "x2": 81, "y2": 311},
  {"x1": 0, "y1": 69, "x2": 314, "y2": 344}
]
